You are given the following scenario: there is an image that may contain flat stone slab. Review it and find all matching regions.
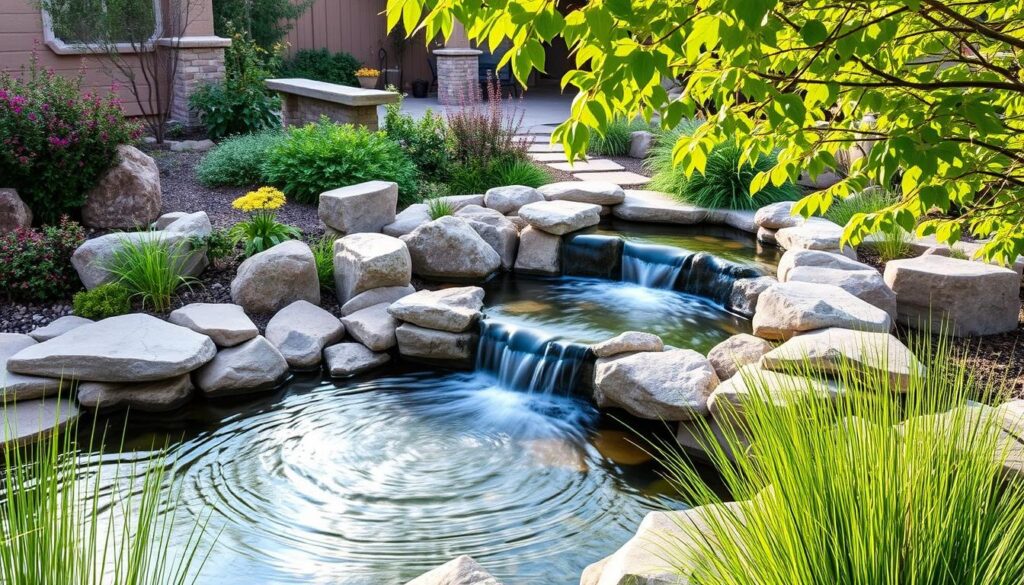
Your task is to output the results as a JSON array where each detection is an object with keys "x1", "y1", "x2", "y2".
[
  {"x1": 323, "y1": 343, "x2": 390, "y2": 377},
  {"x1": 483, "y1": 185, "x2": 544, "y2": 215},
  {"x1": 591, "y1": 331, "x2": 664, "y2": 358},
  {"x1": 28, "y1": 316, "x2": 93, "y2": 342},
  {"x1": 518, "y1": 200, "x2": 602, "y2": 236},
  {"x1": 396, "y1": 323, "x2": 478, "y2": 362},
  {"x1": 775, "y1": 219, "x2": 857, "y2": 258},
  {"x1": 530, "y1": 152, "x2": 571, "y2": 163},
  {"x1": 708, "y1": 364, "x2": 843, "y2": 427},
  {"x1": 77, "y1": 374, "x2": 194, "y2": 412},
  {"x1": 7, "y1": 314, "x2": 217, "y2": 383},
  {"x1": 0, "y1": 398, "x2": 79, "y2": 447},
  {"x1": 266, "y1": 78, "x2": 400, "y2": 106},
  {"x1": 613, "y1": 190, "x2": 709, "y2": 224},
  {"x1": 1, "y1": 334, "x2": 60, "y2": 400},
  {"x1": 538, "y1": 181, "x2": 626, "y2": 205},
  {"x1": 383, "y1": 204, "x2": 431, "y2": 237},
  {"x1": 785, "y1": 265, "x2": 897, "y2": 319},
  {"x1": 572, "y1": 171, "x2": 651, "y2": 186},
  {"x1": 388, "y1": 286, "x2": 484, "y2": 333},
  {"x1": 751, "y1": 281, "x2": 892, "y2": 340},
  {"x1": 341, "y1": 303, "x2": 399, "y2": 351},
  {"x1": 594, "y1": 349, "x2": 719, "y2": 421},
  {"x1": 319, "y1": 180, "x2": 398, "y2": 235},
  {"x1": 168, "y1": 303, "x2": 258, "y2": 347},
  {"x1": 340, "y1": 285, "x2": 415, "y2": 316},
  {"x1": 777, "y1": 248, "x2": 871, "y2": 282},
  {"x1": 547, "y1": 159, "x2": 624, "y2": 172},
  {"x1": 527, "y1": 143, "x2": 563, "y2": 153}
]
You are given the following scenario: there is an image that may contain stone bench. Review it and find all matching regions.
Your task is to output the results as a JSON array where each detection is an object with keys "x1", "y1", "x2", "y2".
[{"x1": 265, "y1": 78, "x2": 400, "y2": 130}]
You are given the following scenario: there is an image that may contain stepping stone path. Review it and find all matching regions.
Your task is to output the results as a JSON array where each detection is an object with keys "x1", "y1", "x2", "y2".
[
  {"x1": 516, "y1": 132, "x2": 655, "y2": 188},
  {"x1": 548, "y1": 159, "x2": 624, "y2": 172},
  {"x1": 571, "y1": 171, "x2": 651, "y2": 186}
]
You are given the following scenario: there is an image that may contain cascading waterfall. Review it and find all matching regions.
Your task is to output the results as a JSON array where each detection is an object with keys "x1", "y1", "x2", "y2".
[
  {"x1": 476, "y1": 320, "x2": 589, "y2": 396},
  {"x1": 620, "y1": 242, "x2": 693, "y2": 289},
  {"x1": 678, "y1": 252, "x2": 763, "y2": 306}
]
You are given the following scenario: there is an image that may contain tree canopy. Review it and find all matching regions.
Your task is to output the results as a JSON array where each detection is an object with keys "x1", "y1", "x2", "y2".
[{"x1": 388, "y1": 0, "x2": 1024, "y2": 263}]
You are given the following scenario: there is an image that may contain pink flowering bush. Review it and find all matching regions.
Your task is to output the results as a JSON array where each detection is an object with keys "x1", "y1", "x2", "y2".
[
  {"x1": 0, "y1": 217, "x2": 85, "y2": 301},
  {"x1": 0, "y1": 55, "x2": 141, "y2": 223}
]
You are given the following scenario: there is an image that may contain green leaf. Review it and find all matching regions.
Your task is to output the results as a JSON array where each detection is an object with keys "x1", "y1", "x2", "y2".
[{"x1": 800, "y1": 20, "x2": 828, "y2": 45}]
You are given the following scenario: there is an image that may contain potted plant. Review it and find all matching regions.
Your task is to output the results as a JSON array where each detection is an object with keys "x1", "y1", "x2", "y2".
[{"x1": 355, "y1": 67, "x2": 380, "y2": 89}]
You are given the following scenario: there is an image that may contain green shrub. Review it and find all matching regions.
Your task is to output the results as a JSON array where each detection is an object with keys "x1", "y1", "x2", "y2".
[
  {"x1": 825, "y1": 188, "x2": 899, "y2": 227},
  {"x1": 214, "y1": 0, "x2": 311, "y2": 51},
  {"x1": 196, "y1": 130, "x2": 286, "y2": 187},
  {"x1": 426, "y1": 197, "x2": 454, "y2": 220},
  {"x1": 488, "y1": 158, "x2": 549, "y2": 188},
  {"x1": 280, "y1": 49, "x2": 360, "y2": 86},
  {"x1": 310, "y1": 236, "x2": 335, "y2": 291},
  {"x1": 588, "y1": 118, "x2": 649, "y2": 156},
  {"x1": 447, "y1": 80, "x2": 526, "y2": 167},
  {"x1": 72, "y1": 283, "x2": 132, "y2": 319},
  {"x1": 189, "y1": 29, "x2": 281, "y2": 140},
  {"x1": 189, "y1": 227, "x2": 236, "y2": 266},
  {"x1": 0, "y1": 217, "x2": 85, "y2": 302},
  {"x1": 263, "y1": 120, "x2": 419, "y2": 205},
  {"x1": 648, "y1": 126, "x2": 801, "y2": 210},
  {"x1": 105, "y1": 236, "x2": 195, "y2": 313},
  {"x1": 654, "y1": 334, "x2": 1024, "y2": 585},
  {"x1": 383, "y1": 97, "x2": 451, "y2": 178}
]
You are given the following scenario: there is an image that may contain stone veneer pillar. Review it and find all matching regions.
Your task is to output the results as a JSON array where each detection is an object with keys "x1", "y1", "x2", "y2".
[
  {"x1": 434, "y1": 48, "x2": 481, "y2": 106},
  {"x1": 158, "y1": 36, "x2": 232, "y2": 127}
]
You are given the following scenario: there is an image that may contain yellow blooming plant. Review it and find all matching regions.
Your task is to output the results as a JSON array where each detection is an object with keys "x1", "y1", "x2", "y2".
[
  {"x1": 229, "y1": 186, "x2": 301, "y2": 257},
  {"x1": 355, "y1": 67, "x2": 380, "y2": 77}
]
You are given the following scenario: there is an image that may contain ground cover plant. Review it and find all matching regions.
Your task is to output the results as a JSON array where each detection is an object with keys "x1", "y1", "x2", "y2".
[
  {"x1": 196, "y1": 130, "x2": 286, "y2": 187},
  {"x1": 0, "y1": 217, "x2": 85, "y2": 302},
  {"x1": 652, "y1": 334, "x2": 1024, "y2": 584},
  {"x1": 72, "y1": 283, "x2": 133, "y2": 320}
]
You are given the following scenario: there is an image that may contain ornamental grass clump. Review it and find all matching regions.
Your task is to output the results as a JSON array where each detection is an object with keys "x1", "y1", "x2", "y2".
[
  {"x1": 588, "y1": 118, "x2": 650, "y2": 157},
  {"x1": 229, "y1": 186, "x2": 301, "y2": 256},
  {"x1": 310, "y1": 236, "x2": 335, "y2": 292},
  {"x1": 106, "y1": 236, "x2": 196, "y2": 313},
  {"x1": 652, "y1": 334, "x2": 1024, "y2": 585}
]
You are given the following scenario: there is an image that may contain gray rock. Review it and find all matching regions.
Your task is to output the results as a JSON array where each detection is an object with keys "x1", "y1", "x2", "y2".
[
  {"x1": 613, "y1": 190, "x2": 709, "y2": 224},
  {"x1": 341, "y1": 285, "x2": 416, "y2": 316},
  {"x1": 728, "y1": 276, "x2": 777, "y2": 318},
  {"x1": 518, "y1": 200, "x2": 601, "y2": 235},
  {"x1": 77, "y1": 374, "x2": 193, "y2": 412},
  {"x1": 231, "y1": 240, "x2": 321, "y2": 313},
  {"x1": 591, "y1": 331, "x2": 663, "y2": 358},
  {"x1": 168, "y1": 303, "x2": 258, "y2": 347},
  {"x1": 786, "y1": 266, "x2": 897, "y2": 319},
  {"x1": 153, "y1": 211, "x2": 188, "y2": 230},
  {"x1": 483, "y1": 185, "x2": 544, "y2": 215},
  {"x1": 29, "y1": 316, "x2": 93, "y2": 342},
  {"x1": 514, "y1": 226, "x2": 561, "y2": 274},
  {"x1": 405, "y1": 555, "x2": 502, "y2": 585},
  {"x1": 323, "y1": 343, "x2": 390, "y2": 377},
  {"x1": 777, "y1": 248, "x2": 871, "y2": 282},
  {"x1": 753, "y1": 201, "x2": 803, "y2": 229},
  {"x1": 1, "y1": 334, "x2": 60, "y2": 400},
  {"x1": 168, "y1": 139, "x2": 215, "y2": 152},
  {"x1": 383, "y1": 204, "x2": 431, "y2": 237},
  {"x1": 0, "y1": 188, "x2": 32, "y2": 232},
  {"x1": 710, "y1": 209, "x2": 759, "y2": 233},
  {"x1": 396, "y1": 323, "x2": 478, "y2": 361},
  {"x1": 437, "y1": 194, "x2": 485, "y2": 210},
  {"x1": 318, "y1": 180, "x2": 398, "y2": 235},
  {"x1": 162, "y1": 211, "x2": 212, "y2": 239},
  {"x1": 594, "y1": 349, "x2": 719, "y2": 421},
  {"x1": 760, "y1": 327, "x2": 924, "y2": 390},
  {"x1": 72, "y1": 230, "x2": 205, "y2": 290},
  {"x1": 81, "y1": 145, "x2": 161, "y2": 229},
  {"x1": 401, "y1": 216, "x2": 501, "y2": 279},
  {"x1": 193, "y1": 336, "x2": 289, "y2": 397},
  {"x1": 884, "y1": 254, "x2": 1021, "y2": 336},
  {"x1": 628, "y1": 130, "x2": 655, "y2": 159},
  {"x1": 775, "y1": 219, "x2": 857, "y2": 259},
  {"x1": 751, "y1": 281, "x2": 892, "y2": 340},
  {"x1": 707, "y1": 333, "x2": 774, "y2": 381},
  {"x1": 340, "y1": 303, "x2": 399, "y2": 351},
  {"x1": 538, "y1": 181, "x2": 626, "y2": 205},
  {"x1": 708, "y1": 364, "x2": 842, "y2": 428},
  {"x1": 265, "y1": 301, "x2": 345, "y2": 368},
  {"x1": 455, "y1": 206, "x2": 519, "y2": 270},
  {"x1": 6, "y1": 314, "x2": 216, "y2": 383},
  {"x1": 757, "y1": 226, "x2": 778, "y2": 245},
  {"x1": 333, "y1": 233, "x2": 411, "y2": 304},
  {"x1": 388, "y1": 286, "x2": 484, "y2": 333},
  {"x1": 0, "y1": 398, "x2": 78, "y2": 447}
]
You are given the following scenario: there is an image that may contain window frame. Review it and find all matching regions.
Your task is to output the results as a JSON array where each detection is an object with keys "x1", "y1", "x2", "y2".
[{"x1": 41, "y1": 0, "x2": 163, "y2": 55}]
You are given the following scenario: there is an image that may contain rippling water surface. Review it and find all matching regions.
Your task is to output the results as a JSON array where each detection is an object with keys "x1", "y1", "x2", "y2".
[{"x1": 83, "y1": 369, "x2": 684, "y2": 585}]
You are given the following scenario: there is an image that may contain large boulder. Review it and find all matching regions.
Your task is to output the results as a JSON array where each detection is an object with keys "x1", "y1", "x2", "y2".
[
  {"x1": 231, "y1": 240, "x2": 320, "y2": 313},
  {"x1": 405, "y1": 555, "x2": 502, "y2": 585},
  {"x1": 728, "y1": 276, "x2": 777, "y2": 318},
  {"x1": 168, "y1": 303, "x2": 258, "y2": 348},
  {"x1": 707, "y1": 333, "x2": 774, "y2": 381},
  {"x1": 383, "y1": 204, "x2": 431, "y2": 237},
  {"x1": 538, "y1": 181, "x2": 626, "y2": 205},
  {"x1": 591, "y1": 331, "x2": 663, "y2": 358},
  {"x1": 162, "y1": 211, "x2": 213, "y2": 239},
  {"x1": 333, "y1": 233, "x2": 411, "y2": 304},
  {"x1": 340, "y1": 302, "x2": 399, "y2": 351},
  {"x1": 396, "y1": 323, "x2": 478, "y2": 362},
  {"x1": 759, "y1": 327, "x2": 924, "y2": 390},
  {"x1": 883, "y1": 254, "x2": 1021, "y2": 336},
  {"x1": 340, "y1": 285, "x2": 415, "y2": 316},
  {"x1": 72, "y1": 230, "x2": 206, "y2": 290},
  {"x1": 319, "y1": 180, "x2": 398, "y2": 235},
  {"x1": 28, "y1": 316, "x2": 93, "y2": 342},
  {"x1": 594, "y1": 349, "x2": 720, "y2": 421},
  {"x1": 0, "y1": 188, "x2": 31, "y2": 232},
  {"x1": 193, "y1": 336, "x2": 289, "y2": 397},
  {"x1": 514, "y1": 226, "x2": 561, "y2": 274},
  {"x1": 401, "y1": 216, "x2": 501, "y2": 279},
  {"x1": 77, "y1": 374, "x2": 193, "y2": 412},
  {"x1": 629, "y1": 130, "x2": 655, "y2": 159},
  {"x1": 517, "y1": 200, "x2": 601, "y2": 236},
  {"x1": 387, "y1": 286, "x2": 484, "y2": 333},
  {"x1": 777, "y1": 248, "x2": 869, "y2": 282},
  {"x1": 775, "y1": 219, "x2": 857, "y2": 259},
  {"x1": 612, "y1": 190, "x2": 709, "y2": 224},
  {"x1": 6, "y1": 314, "x2": 216, "y2": 383},
  {"x1": 785, "y1": 265, "x2": 897, "y2": 319},
  {"x1": 455, "y1": 205, "x2": 519, "y2": 270},
  {"x1": 1, "y1": 334, "x2": 60, "y2": 400},
  {"x1": 81, "y1": 145, "x2": 161, "y2": 229},
  {"x1": 265, "y1": 301, "x2": 345, "y2": 368},
  {"x1": 483, "y1": 185, "x2": 544, "y2": 215},
  {"x1": 753, "y1": 201, "x2": 802, "y2": 230},
  {"x1": 751, "y1": 281, "x2": 892, "y2": 340},
  {"x1": 323, "y1": 343, "x2": 390, "y2": 377}
]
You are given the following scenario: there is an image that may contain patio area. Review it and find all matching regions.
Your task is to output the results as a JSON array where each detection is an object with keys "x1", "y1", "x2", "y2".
[{"x1": 387, "y1": 86, "x2": 574, "y2": 134}]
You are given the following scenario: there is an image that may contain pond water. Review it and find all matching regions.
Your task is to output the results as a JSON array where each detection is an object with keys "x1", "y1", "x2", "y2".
[{"x1": 83, "y1": 368, "x2": 684, "y2": 585}]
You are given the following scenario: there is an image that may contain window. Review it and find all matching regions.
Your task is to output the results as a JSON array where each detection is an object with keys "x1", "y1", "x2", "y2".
[{"x1": 41, "y1": 0, "x2": 161, "y2": 54}]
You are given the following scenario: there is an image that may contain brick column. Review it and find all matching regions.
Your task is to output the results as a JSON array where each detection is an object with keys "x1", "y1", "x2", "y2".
[
  {"x1": 158, "y1": 36, "x2": 232, "y2": 127},
  {"x1": 434, "y1": 48, "x2": 481, "y2": 106}
]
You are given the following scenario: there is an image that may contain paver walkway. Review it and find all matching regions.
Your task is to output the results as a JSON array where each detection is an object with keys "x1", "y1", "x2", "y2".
[{"x1": 520, "y1": 127, "x2": 652, "y2": 187}]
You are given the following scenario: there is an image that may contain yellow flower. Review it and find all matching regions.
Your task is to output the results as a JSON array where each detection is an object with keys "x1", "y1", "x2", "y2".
[
  {"x1": 232, "y1": 187, "x2": 287, "y2": 212},
  {"x1": 355, "y1": 67, "x2": 380, "y2": 77}
]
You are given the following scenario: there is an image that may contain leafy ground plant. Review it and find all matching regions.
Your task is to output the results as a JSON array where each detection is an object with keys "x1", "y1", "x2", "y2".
[
  {"x1": 653, "y1": 334, "x2": 1024, "y2": 585},
  {"x1": 0, "y1": 405, "x2": 212, "y2": 584},
  {"x1": 106, "y1": 236, "x2": 195, "y2": 313},
  {"x1": 310, "y1": 236, "x2": 335, "y2": 292},
  {"x1": 196, "y1": 130, "x2": 286, "y2": 187},
  {"x1": 229, "y1": 187, "x2": 301, "y2": 257},
  {"x1": 72, "y1": 283, "x2": 133, "y2": 319}
]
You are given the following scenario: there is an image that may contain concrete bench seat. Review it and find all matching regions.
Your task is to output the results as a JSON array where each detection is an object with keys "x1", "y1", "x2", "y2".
[{"x1": 265, "y1": 78, "x2": 400, "y2": 130}]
